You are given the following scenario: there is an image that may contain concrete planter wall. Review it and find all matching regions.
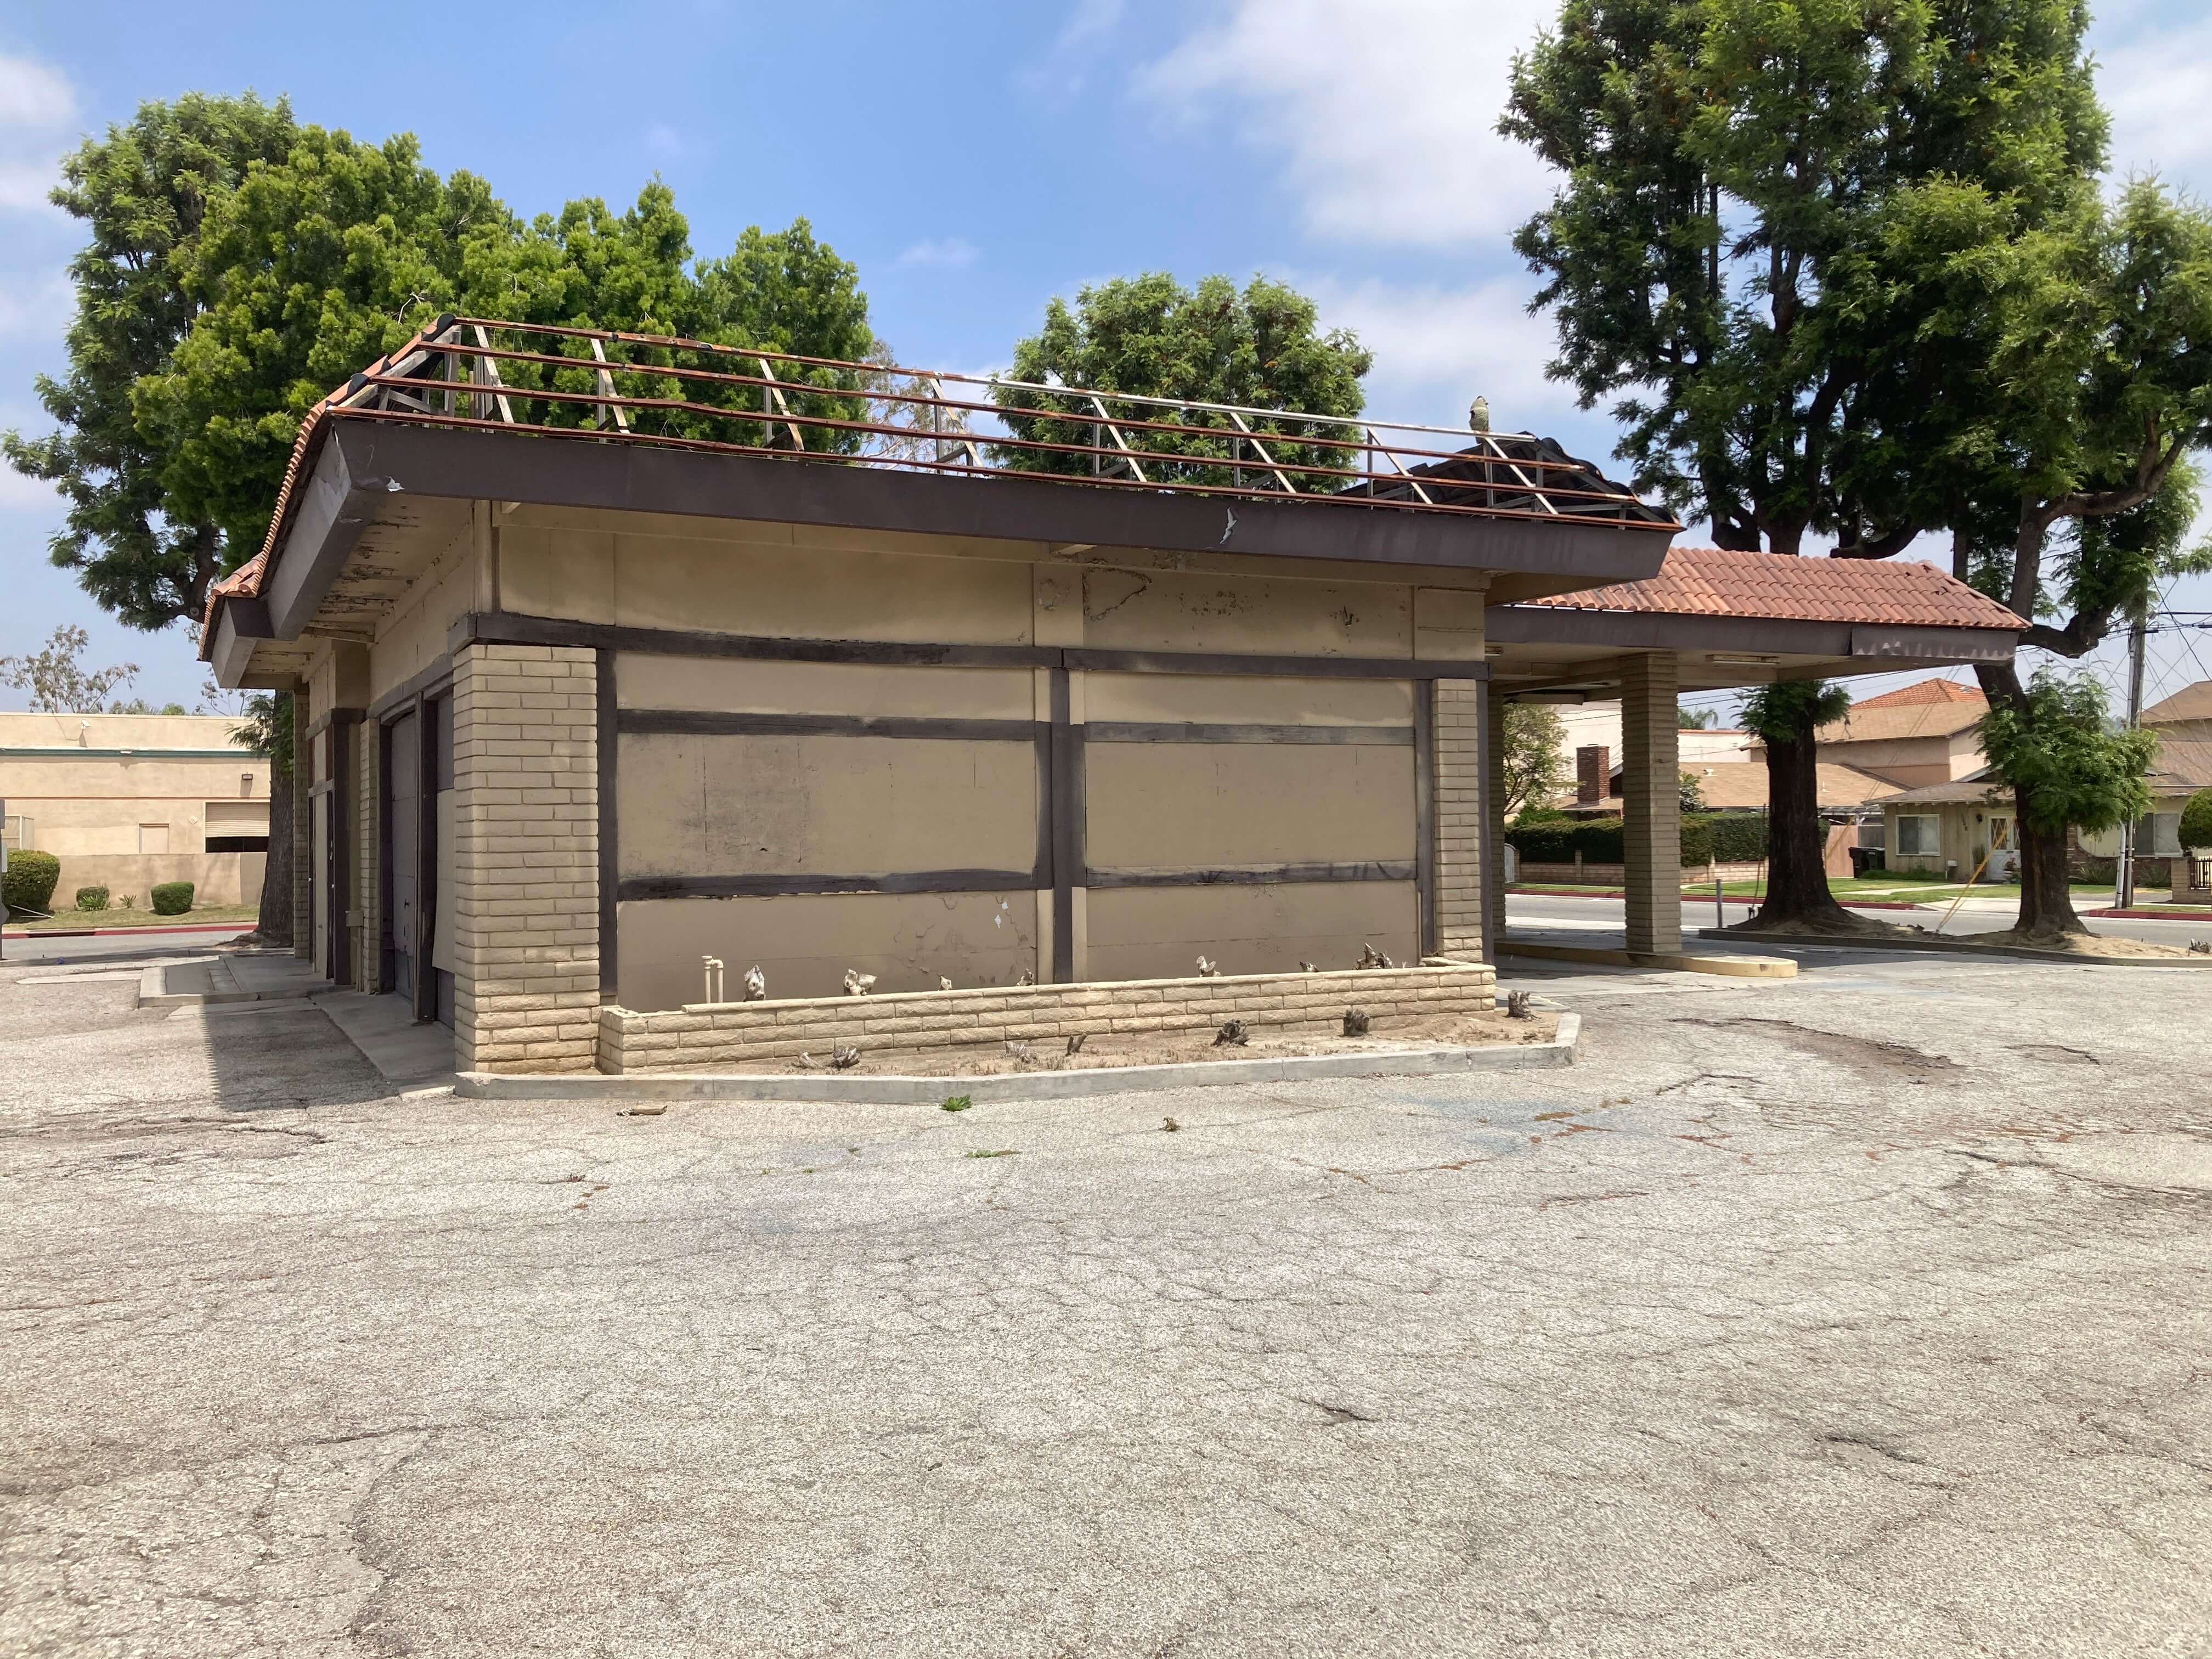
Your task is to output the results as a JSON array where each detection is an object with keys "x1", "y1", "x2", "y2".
[{"x1": 597, "y1": 961, "x2": 1498, "y2": 1076}]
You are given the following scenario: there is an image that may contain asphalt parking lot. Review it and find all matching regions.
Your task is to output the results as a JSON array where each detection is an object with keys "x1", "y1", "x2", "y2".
[{"x1": 3, "y1": 941, "x2": 2209, "y2": 1657}]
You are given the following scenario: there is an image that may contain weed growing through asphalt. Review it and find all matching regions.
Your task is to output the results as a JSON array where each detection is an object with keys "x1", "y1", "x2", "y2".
[{"x1": 941, "y1": 1095, "x2": 973, "y2": 1113}]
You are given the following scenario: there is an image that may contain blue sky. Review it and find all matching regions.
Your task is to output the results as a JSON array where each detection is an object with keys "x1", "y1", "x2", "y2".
[{"x1": 3, "y1": 0, "x2": 2210, "y2": 715}]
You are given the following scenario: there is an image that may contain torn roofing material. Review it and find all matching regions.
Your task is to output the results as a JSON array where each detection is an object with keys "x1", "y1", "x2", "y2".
[{"x1": 202, "y1": 315, "x2": 1680, "y2": 653}]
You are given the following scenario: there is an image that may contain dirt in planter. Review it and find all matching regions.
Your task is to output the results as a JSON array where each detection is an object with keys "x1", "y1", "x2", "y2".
[{"x1": 780, "y1": 1008, "x2": 1561, "y2": 1076}]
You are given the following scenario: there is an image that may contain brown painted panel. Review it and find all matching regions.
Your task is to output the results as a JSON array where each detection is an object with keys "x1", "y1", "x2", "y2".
[
  {"x1": 1082, "y1": 882, "x2": 1418, "y2": 984},
  {"x1": 618, "y1": 731, "x2": 1039, "y2": 880},
  {"x1": 618, "y1": 890, "x2": 1039, "y2": 1012},
  {"x1": 1081, "y1": 670, "x2": 1414, "y2": 726},
  {"x1": 615, "y1": 653, "x2": 1035, "y2": 720},
  {"x1": 1080, "y1": 567, "x2": 1412, "y2": 657},
  {"x1": 1084, "y1": 742, "x2": 1414, "y2": 869}
]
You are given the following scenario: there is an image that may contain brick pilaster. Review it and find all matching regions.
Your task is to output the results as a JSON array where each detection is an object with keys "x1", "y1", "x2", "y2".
[
  {"x1": 1620, "y1": 654, "x2": 1681, "y2": 954},
  {"x1": 451, "y1": 644, "x2": 601, "y2": 1073},
  {"x1": 1433, "y1": 680, "x2": 1487, "y2": 957},
  {"x1": 356, "y1": 719, "x2": 381, "y2": 991},
  {"x1": 291, "y1": 687, "x2": 313, "y2": 960}
]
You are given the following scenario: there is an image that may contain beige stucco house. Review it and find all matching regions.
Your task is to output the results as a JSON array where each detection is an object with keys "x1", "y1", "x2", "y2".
[
  {"x1": 0, "y1": 712, "x2": 269, "y2": 911},
  {"x1": 1881, "y1": 738, "x2": 2212, "y2": 893},
  {"x1": 200, "y1": 319, "x2": 2025, "y2": 1075}
]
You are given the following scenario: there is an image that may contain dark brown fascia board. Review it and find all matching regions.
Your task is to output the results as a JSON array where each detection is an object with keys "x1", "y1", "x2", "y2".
[
  {"x1": 258, "y1": 434, "x2": 377, "y2": 642},
  {"x1": 275, "y1": 417, "x2": 1671, "y2": 598},
  {"x1": 1488, "y1": 606, "x2": 2018, "y2": 664}
]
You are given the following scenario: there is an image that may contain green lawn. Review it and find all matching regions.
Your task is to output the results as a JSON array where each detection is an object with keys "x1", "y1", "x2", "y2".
[{"x1": 3, "y1": 902, "x2": 262, "y2": 932}]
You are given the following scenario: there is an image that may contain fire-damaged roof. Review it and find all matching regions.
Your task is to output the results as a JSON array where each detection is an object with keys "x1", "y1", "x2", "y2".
[{"x1": 202, "y1": 315, "x2": 1683, "y2": 670}]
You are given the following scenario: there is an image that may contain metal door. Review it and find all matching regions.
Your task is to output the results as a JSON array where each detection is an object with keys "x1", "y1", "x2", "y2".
[{"x1": 387, "y1": 712, "x2": 420, "y2": 1002}]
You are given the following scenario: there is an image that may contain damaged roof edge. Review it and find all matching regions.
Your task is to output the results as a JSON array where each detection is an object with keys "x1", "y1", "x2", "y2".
[{"x1": 207, "y1": 419, "x2": 1680, "y2": 660}]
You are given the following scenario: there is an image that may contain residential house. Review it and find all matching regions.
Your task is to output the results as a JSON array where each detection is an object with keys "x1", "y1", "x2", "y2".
[
  {"x1": 1882, "y1": 740, "x2": 2212, "y2": 893},
  {"x1": 2142, "y1": 680, "x2": 2212, "y2": 745}
]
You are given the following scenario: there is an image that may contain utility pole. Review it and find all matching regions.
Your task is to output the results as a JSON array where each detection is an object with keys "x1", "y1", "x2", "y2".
[{"x1": 2117, "y1": 612, "x2": 2147, "y2": 910}]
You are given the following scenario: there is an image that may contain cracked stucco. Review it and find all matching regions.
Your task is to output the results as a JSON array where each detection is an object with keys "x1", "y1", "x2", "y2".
[{"x1": 0, "y1": 951, "x2": 2208, "y2": 1656}]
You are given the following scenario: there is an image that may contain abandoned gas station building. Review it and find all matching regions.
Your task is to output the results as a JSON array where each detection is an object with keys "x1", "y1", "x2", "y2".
[{"x1": 202, "y1": 319, "x2": 2024, "y2": 1074}]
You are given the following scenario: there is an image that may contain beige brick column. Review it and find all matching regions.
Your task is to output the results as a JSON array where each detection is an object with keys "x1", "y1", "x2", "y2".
[
  {"x1": 356, "y1": 719, "x2": 382, "y2": 991},
  {"x1": 1485, "y1": 690, "x2": 1509, "y2": 950},
  {"x1": 451, "y1": 644, "x2": 601, "y2": 1073},
  {"x1": 1620, "y1": 653, "x2": 1681, "y2": 955},
  {"x1": 1432, "y1": 680, "x2": 1486, "y2": 957},
  {"x1": 290, "y1": 687, "x2": 313, "y2": 960}
]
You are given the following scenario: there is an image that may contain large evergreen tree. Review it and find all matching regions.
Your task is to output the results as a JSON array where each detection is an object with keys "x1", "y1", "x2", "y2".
[
  {"x1": 2, "y1": 94, "x2": 296, "y2": 630},
  {"x1": 1500, "y1": 0, "x2": 2110, "y2": 929}
]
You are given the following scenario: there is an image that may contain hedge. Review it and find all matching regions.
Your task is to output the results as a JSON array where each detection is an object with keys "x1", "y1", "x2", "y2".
[
  {"x1": 1505, "y1": 811, "x2": 1769, "y2": 867},
  {"x1": 150, "y1": 880, "x2": 195, "y2": 916},
  {"x1": 75, "y1": 885, "x2": 109, "y2": 911},
  {"x1": 3, "y1": 849, "x2": 61, "y2": 916}
]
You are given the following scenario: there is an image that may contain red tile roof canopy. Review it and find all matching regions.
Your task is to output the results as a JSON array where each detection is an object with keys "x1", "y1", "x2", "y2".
[
  {"x1": 1853, "y1": 676, "x2": 1987, "y2": 709},
  {"x1": 1515, "y1": 546, "x2": 2025, "y2": 632}
]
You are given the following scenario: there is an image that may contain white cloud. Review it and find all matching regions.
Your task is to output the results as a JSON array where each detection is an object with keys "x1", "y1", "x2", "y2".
[
  {"x1": 0, "y1": 54, "x2": 76, "y2": 131},
  {"x1": 0, "y1": 53, "x2": 76, "y2": 227},
  {"x1": 896, "y1": 236, "x2": 981, "y2": 270},
  {"x1": 1297, "y1": 272, "x2": 1573, "y2": 435},
  {"x1": 644, "y1": 123, "x2": 687, "y2": 162},
  {"x1": 1134, "y1": 0, "x2": 1560, "y2": 249}
]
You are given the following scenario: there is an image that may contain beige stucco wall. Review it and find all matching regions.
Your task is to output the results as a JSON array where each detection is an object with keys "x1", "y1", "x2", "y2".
[
  {"x1": 1, "y1": 714, "x2": 269, "y2": 866},
  {"x1": 1083, "y1": 881, "x2": 1418, "y2": 984},
  {"x1": 620, "y1": 730, "x2": 1041, "y2": 881},
  {"x1": 370, "y1": 523, "x2": 479, "y2": 704},
  {"x1": 39, "y1": 851, "x2": 265, "y2": 910},
  {"x1": 620, "y1": 889, "x2": 1040, "y2": 1013}
]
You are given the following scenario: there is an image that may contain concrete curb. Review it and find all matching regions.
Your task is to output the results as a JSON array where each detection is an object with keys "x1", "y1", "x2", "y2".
[
  {"x1": 1700, "y1": 927, "x2": 2212, "y2": 968},
  {"x1": 455, "y1": 1014, "x2": 1581, "y2": 1103},
  {"x1": 1501, "y1": 940, "x2": 1796, "y2": 978},
  {"x1": 4, "y1": 921, "x2": 255, "y2": 941},
  {"x1": 134, "y1": 959, "x2": 323, "y2": 1009}
]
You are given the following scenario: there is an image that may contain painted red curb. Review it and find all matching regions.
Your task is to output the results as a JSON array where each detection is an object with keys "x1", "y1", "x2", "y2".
[
  {"x1": 2, "y1": 921, "x2": 255, "y2": 940},
  {"x1": 2083, "y1": 907, "x2": 2212, "y2": 922}
]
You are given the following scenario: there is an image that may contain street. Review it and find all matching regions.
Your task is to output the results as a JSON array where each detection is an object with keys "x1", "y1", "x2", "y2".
[{"x1": 3, "y1": 936, "x2": 2208, "y2": 1656}]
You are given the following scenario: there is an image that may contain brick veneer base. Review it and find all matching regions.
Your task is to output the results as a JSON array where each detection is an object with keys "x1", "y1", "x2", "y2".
[{"x1": 599, "y1": 963, "x2": 1498, "y2": 1075}]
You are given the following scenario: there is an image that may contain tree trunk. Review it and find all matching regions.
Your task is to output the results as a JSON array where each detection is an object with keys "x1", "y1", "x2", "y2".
[
  {"x1": 1750, "y1": 709, "x2": 1850, "y2": 926},
  {"x1": 2010, "y1": 783, "x2": 2084, "y2": 938},
  {"x1": 256, "y1": 761, "x2": 294, "y2": 946},
  {"x1": 1973, "y1": 659, "x2": 2086, "y2": 939}
]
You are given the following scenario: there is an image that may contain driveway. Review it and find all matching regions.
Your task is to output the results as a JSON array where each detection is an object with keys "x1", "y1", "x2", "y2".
[{"x1": 2, "y1": 946, "x2": 2208, "y2": 1656}]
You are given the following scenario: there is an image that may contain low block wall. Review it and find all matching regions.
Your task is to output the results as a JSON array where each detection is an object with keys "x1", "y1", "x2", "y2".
[
  {"x1": 597, "y1": 962, "x2": 1498, "y2": 1075},
  {"x1": 1519, "y1": 860, "x2": 1766, "y2": 888}
]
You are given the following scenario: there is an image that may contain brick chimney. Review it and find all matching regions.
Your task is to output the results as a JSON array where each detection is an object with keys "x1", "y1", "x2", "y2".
[{"x1": 1576, "y1": 744, "x2": 1610, "y2": 805}]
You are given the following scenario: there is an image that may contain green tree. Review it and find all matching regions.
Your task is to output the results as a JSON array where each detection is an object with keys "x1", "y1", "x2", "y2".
[
  {"x1": 1678, "y1": 704, "x2": 1717, "y2": 729},
  {"x1": 993, "y1": 273, "x2": 1372, "y2": 490},
  {"x1": 1737, "y1": 681, "x2": 1852, "y2": 927},
  {"x1": 1978, "y1": 673, "x2": 2157, "y2": 928},
  {"x1": 1859, "y1": 180, "x2": 2212, "y2": 933},
  {"x1": 1499, "y1": 702, "x2": 1570, "y2": 820},
  {"x1": 1502, "y1": 0, "x2": 2108, "y2": 924},
  {"x1": 2, "y1": 94, "x2": 297, "y2": 629},
  {"x1": 2179, "y1": 788, "x2": 2212, "y2": 854},
  {"x1": 131, "y1": 125, "x2": 509, "y2": 561}
]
